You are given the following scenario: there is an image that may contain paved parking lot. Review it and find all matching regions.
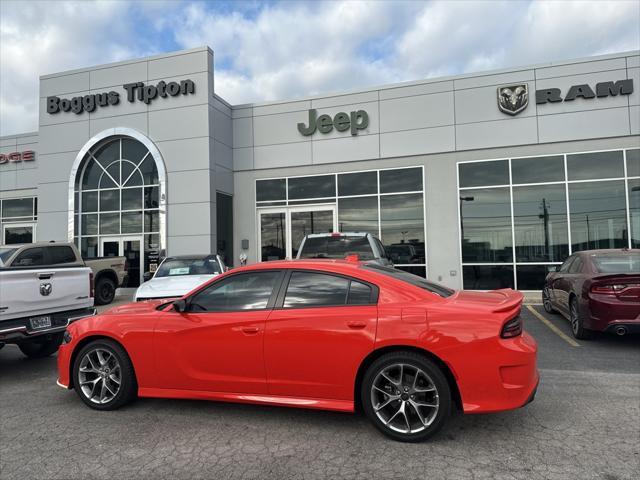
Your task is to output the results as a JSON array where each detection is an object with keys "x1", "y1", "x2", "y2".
[{"x1": 1, "y1": 304, "x2": 638, "y2": 480}]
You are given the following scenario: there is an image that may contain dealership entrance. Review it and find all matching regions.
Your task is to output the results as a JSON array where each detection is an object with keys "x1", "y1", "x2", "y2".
[
  {"x1": 258, "y1": 205, "x2": 337, "y2": 261},
  {"x1": 100, "y1": 236, "x2": 142, "y2": 287}
]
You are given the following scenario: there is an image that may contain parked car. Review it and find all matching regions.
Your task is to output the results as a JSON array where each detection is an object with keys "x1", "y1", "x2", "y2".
[
  {"x1": 134, "y1": 254, "x2": 226, "y2": 301},
  {"x1": 0, "y1": 242, "x2": 96, "y2": 358},
  {"x1": 543, "y1": 249, "x2": 640, "y2": 339},
  {"x1": 296, "y1": 232, "x2": 393, "y2": 266},
  {"x1": 57, "y1": 259, "x2": 537, "y2": 442},
  {"x1": 84, "y1": 256, "x2": 128, "y2": 305}
]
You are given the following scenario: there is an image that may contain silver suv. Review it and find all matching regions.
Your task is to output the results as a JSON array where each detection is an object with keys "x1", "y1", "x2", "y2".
[{"x1": 296, "y1": 232, "x2": 393, "y2": 266}]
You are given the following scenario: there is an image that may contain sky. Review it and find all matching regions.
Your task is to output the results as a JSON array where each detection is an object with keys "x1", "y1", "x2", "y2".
[{"x1": 1, "y1": 0, "x2": 639, "y2": 136}]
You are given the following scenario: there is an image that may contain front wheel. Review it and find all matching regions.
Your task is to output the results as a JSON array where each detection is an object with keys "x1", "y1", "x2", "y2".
[
  {"x1": 361, "y1": 352, "x2": 451, "y2": 442},
  {"x1": 570, "y1": 297, "x2": 592, "y2": 340},
  {"x1": 18, "y1": 332, "x2": 64, "y2": 358},
  {"x1": 72, "y1": 339, "x2": 137, "y2": 410}
]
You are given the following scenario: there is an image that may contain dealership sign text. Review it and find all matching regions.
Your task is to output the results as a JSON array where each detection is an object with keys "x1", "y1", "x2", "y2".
[
  {"x1": 47, "y1": 79, "x2": 196, "y2": 115},
  {"x1": 298, "y1": 109, "x2": 369, "y2": 136},
  {"x1": 0, "y1": 150, "x2": 35, "y2": 165},
  {"x1": 536, "y1": 79, "x2": 633, "y2": 104}
]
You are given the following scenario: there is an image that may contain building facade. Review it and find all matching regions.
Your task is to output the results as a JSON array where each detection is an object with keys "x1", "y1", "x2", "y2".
[{"x1": 1, "y1": 46, "x2": 638, "y2": 290}]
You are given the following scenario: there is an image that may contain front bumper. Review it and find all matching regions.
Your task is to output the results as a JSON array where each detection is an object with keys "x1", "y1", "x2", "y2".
[{"x1": 0, "y1": 307, "x2": 96, "y2": 343}]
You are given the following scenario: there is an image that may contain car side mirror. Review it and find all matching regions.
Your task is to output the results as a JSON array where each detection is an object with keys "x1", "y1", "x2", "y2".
[
  {"x1": 173, "y1": 299, "x2": 188, "y2": 313},
  {"x1": 143, "y1": 271, "x2": 152, "y2": 282}
]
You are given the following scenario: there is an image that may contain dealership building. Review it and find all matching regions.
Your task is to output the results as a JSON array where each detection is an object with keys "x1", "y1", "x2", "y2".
[{"x1": 1, "y1": 46, "x2": 639, "y2": 290}]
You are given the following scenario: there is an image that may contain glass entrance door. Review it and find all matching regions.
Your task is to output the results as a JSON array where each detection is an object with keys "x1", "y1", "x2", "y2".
[
  {"x1": 100, "y1": 236, "x2": 143, "y2": 287},
  {"x1": 258, "y1": 206, "x2": 337, "y2": 261}
]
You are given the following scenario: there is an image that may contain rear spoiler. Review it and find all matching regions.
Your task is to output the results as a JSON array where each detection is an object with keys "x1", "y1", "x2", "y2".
[
  {"x1": 590, "y1": 273, "x2": 640, "y2": 282},
  {"x1": 489, "y1": 288, "x2": 524, "y2": 313}
]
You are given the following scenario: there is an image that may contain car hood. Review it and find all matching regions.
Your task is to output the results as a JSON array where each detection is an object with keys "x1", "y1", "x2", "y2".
[
  {"x1": 135, "y1": 274, "x2": 217, "y2": 299},
  {"x1": 104, "y1": 299, "x2": 169, "y2": 315}
]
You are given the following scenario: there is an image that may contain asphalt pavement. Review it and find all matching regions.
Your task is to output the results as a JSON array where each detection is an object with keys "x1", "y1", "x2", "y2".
[{"x1": 1, "y1": 302, "x2": 638, "y2": 480}]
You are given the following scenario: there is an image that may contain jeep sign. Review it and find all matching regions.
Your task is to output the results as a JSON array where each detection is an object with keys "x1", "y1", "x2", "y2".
[{"x1": 298, "y1": 109, "x2": 369, "y2": 136}]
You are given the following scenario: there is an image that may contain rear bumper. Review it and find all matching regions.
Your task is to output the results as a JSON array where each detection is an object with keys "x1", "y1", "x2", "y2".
[
  {"x1": 587, "y1": 296, "x2": 640, "y2": 331},
  {"x1": 0, "y1": 307, "x2": 96, "y2": 343},
  {"x1": 604, "y1": 322, "x2": 640, "y2": 335}
]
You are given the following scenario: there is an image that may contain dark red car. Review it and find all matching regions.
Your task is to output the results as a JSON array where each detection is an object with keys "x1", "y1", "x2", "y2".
[{"x1": 543, "y1": 249, "x2": 640, "y2": 339}]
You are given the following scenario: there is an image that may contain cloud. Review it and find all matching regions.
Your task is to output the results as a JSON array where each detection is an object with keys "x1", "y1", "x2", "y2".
[{"x1": 1, "y1": 0, "x2": 638, "y2": 136}]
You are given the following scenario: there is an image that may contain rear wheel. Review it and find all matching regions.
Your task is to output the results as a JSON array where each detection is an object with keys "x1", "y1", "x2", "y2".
[
  {"x1": 18, "y1": 333, "x2": 64, "y2": 358},
  {"x1": 361, "y1": 352, "x2": 451, "y2": 442},
  {"x1": 95, "y1": 277, "x2": 116, "y2": 305},
  {"x1": 570, "y1": 297, "x2": 592, "y2": 340},
  {"x1": 72, "y1": 339, "x2": 136, "y2": 410},
  {"x1": 542, "y1": 287, "x2": 556, "y2": 313}
]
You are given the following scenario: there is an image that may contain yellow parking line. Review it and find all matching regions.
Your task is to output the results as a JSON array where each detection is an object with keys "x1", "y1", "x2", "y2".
[{"x1": 525, "y1": 305, "x2": 581, "y2": 348}]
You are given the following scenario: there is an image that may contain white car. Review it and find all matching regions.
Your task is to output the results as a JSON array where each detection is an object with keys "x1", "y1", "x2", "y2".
[{"x1": 134, "y1": 254, "x2": 226, "y2": 301}]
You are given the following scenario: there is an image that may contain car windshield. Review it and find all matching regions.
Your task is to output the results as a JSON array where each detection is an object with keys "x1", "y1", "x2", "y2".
[
  {"x1": 592, "y1": 253, "x2": 640, "y2": 273},
  {"x1": 298, "y1": 236, "x2": 375, "y2": 260},
  {"x1": 0, "y1": 247, "x2": 18, "y2": 266},
  {"x1": 364, "y1": 264, "x2": 455, "y2": 298},
  {"x1": 155, "y1": 257, "x2": 222, "y2": 277}
]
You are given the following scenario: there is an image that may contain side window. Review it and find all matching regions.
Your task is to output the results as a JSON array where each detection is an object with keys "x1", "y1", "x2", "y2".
[
  {"x1": 347, "y1": 280, "x2": 373, "y2": 305},
  {"x1": 568, "y1": 257, "x2": 583, "y2": 274},
  {"x1": 559, "y1": 256, "x2": 575, "y2": 273},
  {"x1": 284, "y1": 272, "x2": 349, "y2": 308},
  {"x1": 189, "y1": 271, "x2": 280, "y2": 312},
  {"x1": 13, "y1": 248, "x2": 46, "y2": 267},
  {"x1": 49, "y1": 246, "x2": 76, "y2": 264}
]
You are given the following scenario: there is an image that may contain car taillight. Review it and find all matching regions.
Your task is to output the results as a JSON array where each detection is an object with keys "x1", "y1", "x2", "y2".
[
  {"x1": 501, "y1": 316, "x2": 522, "y2": 338},
  {"x1": 591, "y1": 284, "x2": 627, "y2": 295},
  {"x1": 89, "y1": 272, "x2": 95, "y2": 298}
]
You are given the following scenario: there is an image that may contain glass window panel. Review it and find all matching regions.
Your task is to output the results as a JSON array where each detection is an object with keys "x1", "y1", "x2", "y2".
[
  {"x1": 81, "y1": 160, "x2": 102, "y2": 189},
  {"x1": 139, "y1": 156, "x2": 159, "y2": 185},
  {"x1": 121, "y1": 161, "x2": 137, "y2": 185},
  {"x1": 122, "y1": 138, "x2": 148, "y2": 163},
  {"x1": 513, "y1": 184, "x2": 569, "y2": 262},
  {"x1": 34, "y1": 197, "x2": 37, "y2": 217},
  {"x1": 256, "y1": 201, "x2": 286, "y2": 207},
  {"x1": 121, "y1": 211, "x2": 143, "y2": 233},
  {"x1": 13, "y1": 247, "x2": 45, "y2": 266},
  {"x1": 338, "y1": 171, "x2": 377, "y2": 196},
  {"x1": 92, "y1": 139, "x2": 120, "y2": 168},
  {"x1": 627, "y1": 149, "x2": 640, "y2": 177},
  {"x1": 516, "y1": 265, "x2": 553, "y2": 290},
  {"x1": 463, "y1": 265, "x2": 514, "y2": 290},
  {"x1": 256, "y1": 179, "x2": 286, "y2": 202},
  {"x1": 190, "y1": 271, "x2": 280, "y2": 312},
  {"x1": 460, "y1": 188, "x2": 512, "y2": 262},
  {"x1": 122, "y1": 188, "x2": 142, "y2": 210},
  {"x1": 124, "y1": 170, "x2": 143, "y2": 187},
  {"x1": 288, "y1": 175, "x2": 335, "y2": 199},
  {"x1": 260, "y1": 212, "x2": 286, "y2": 261},
  {"x1": 380, "y1": 193, "x2": 425, "y2": 264},
  {"x1": 567, "y1": 151, "x2": 624, "y2": 181},
  {"x1": 81, "y1": 237, "x2": 98, "y2": 259},
  {"x1": 74, "y1": 215, "x2": 79, "y2": 236},
  {"x1": 99, "y1": 189, "x2": 119, "y2": 212},
  {"x1": 216, "y1": 192, "x2": 233, "y2": 266},
  {"x1": 144, "y1": 186, "x2": 160, "y2": 209},
  {"x1": 511, "y1": 156, "x2": 565, "y2": 184},
  {"x1": 569, "y1": 181, "x2": 628, "y2": 252},
  {"x1": 2, "y1": 198, "x2": 33, "y2": 218},
  {"x1": 290, "y1": 210, "x2": 334, "y2": 258},
  {"x1": 630, "y1": 178, "x2": 640, "y2": 248},
  {"x1": 99, "y1": 212, "x2": 120, "y2": 235},
  {"x1": 284, "y1": 272, "x2": 349, "y2": 308},
  {"x1": 144, "y1": 210, "x2": 159, "y2": 233},
  {"x1": 105, "y1": 161, "x2": 120, "y2": 186},
  {"x1": 81, "y1": 214, "x2": 98, "y2": 235},
  {"x1": 338, "y1": 196, "x2": 378, "y2": 236},
  {"x1": 379, "y1": 168, "x2": 422, "y2": 193},
  {"x1": 347, "y1": 281, "x2": 373, "y2": 305},
  {"x1": 394, "y1": 265, "x2": 427, "y2": 278},
  {"x1": 459, "y1": 161, "x2": 509, "y2": 188},
  {"x1": 288, "y1": 199, "x2": 335, "y2": 205},
  {"x1": 81, "y1": 191, "x2": 98, "y2": 212},
  {"x1": 49, "y1": 246, "x2": 77, "y2": 264},
  {"x1": 3, "y1": 225, "x2": 33, "y2": 245}
]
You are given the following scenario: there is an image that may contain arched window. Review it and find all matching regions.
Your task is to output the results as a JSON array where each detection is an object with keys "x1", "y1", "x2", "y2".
[{"x1": 73, "y1": 136, "x2": 160, "y2": 259}]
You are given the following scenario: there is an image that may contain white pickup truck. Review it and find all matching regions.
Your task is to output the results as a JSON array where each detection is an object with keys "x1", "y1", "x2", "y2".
[{"x1": 0, "y1": 242, "x2": 96, "y2": 358}]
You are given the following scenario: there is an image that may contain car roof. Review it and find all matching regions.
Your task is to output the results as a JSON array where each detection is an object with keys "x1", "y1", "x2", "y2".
[
  {"x1": 163, "y1": 254, "x2": 217, "y2": 260},
  {"x1": 231, "y1": 258, "x2": 363, "y2": 273},
  {"x1": 577, "y1": 248, "x2": 639, "y2": 256},
  {"x1": 305, "y1": 232, "x2": 369, "y2": 238}
]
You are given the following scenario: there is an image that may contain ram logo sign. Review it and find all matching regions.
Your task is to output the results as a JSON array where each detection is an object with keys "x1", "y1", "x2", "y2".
[
  {"x1": 497, "y1": 84, "x2": 529, "y2": 116},
  {"x1": 40, "y1": 283, "x2": 53, "y2": 297}
]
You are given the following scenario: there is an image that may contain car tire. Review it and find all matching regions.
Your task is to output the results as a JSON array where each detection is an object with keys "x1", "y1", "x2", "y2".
[
  {"x1": 72, "y1": 339, "x2": 137, "y2": 410},
  {"x1": 542, "y1": 287, "x2": 556, "y2": 314},
  {"x1": 95, "y1": 277, "x2": 116, "y2": 305},
  {"x1": 18, "y1": 332, "x2": 64, "y2": 358},
  {"x1": 361, "y1": 351, "x2": 451, "y2": 442},
  {"x1": 569, "y1": 297, "x2": 593, "y2": 340}
]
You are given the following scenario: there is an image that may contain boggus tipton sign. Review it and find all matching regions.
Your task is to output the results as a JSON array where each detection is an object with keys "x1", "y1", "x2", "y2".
[
  {"x1": 298, "y1": 109, "x2": 369, "y2": 136},
  {"x1": 47, "y1": 79, "x2": 195, "y2": 115}
]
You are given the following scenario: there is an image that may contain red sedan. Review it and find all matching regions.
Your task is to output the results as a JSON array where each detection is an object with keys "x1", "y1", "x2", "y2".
[
  {"x1": 543, "y1": 249, "x2": 640, "y2": 339},
  {"x1": 57, "y1": 260, "x2": 538, "y2": 442}
]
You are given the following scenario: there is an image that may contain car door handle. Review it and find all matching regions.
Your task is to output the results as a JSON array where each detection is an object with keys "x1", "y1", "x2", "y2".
[
  {"x1": 347, "y1": 321, "x2": 367, "y2": 329},
  {"x1": 241, "y1": 327, "x2": 260, "y2": 334}
]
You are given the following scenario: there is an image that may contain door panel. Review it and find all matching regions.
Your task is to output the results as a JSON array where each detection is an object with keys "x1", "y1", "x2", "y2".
[{"x1": 265, "y1": 305, "x2": 377, "y2": 400}]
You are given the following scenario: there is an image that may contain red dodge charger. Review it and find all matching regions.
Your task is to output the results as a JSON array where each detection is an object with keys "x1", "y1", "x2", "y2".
[{"x1": 57, "y1": 260, "x2": 538, "y2": 442}]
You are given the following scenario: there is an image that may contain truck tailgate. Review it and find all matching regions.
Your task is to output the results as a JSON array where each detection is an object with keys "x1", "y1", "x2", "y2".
[{"x1": 0, "y1": 267, "x2": 93, "y2": 321}]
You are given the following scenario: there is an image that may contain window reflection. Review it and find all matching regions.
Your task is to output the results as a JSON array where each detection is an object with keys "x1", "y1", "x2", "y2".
[
  {"x1": 567, "y1": 151, "x2": 624, "y2": 181},
  {"x1": 463, "y1": 265, "x2": 514, "y2": 290},
  {"x1": 630, "y1": 178, "x2": 640, "y2": 248},
  {"x1": 256, "y1": 179, "x2": 286, "y2": 202},
  {"x1": 380, "y1": 194, "x2": 425, "y2": 264},
  {"x1": 260, "y1": 212, "x2": 286, "y2": 261},
  {"x1": 512, "y1": 156, "x2": 564, "y2": 184},
  {"x1": 191, "y1": 272, "x2": 280, "y2": 312},
  {"x1": 628, "y1": 149, "x2": 640, "y2": 177},
  {"x1": 459, "y1": 160, "x2": 509, "y2": 188},
  {"x1": 569, "y1": 181, "x2": 628, "y2": 252},
  {"x1": 379, "y1": 168, "x2": 422, "y2": 193},
  {"x1": 284, "y1": 272, "x2": 350, "y2": 307},
  {"x1": 338, "y1": 171, "x2": 377, "y2": 196},
  {"x1": 338, "y1": 196, "x2": 378, "y2": 235},
  {"x1": 513, "y1": 184, "x2": 568, "y2": 262},
  {"x1": 288, "y1": 175, "x2": 335, "y2": 199},
  {"x1": 516, "y1": 265, "x2": 552, "y2": 290}
]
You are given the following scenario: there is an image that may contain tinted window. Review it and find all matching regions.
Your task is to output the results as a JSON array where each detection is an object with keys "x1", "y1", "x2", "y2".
[
  {"x1": 348, "y1": 280, "x2": 373, "y2": 305},
  {"x1": 630, "y1": 178, "x2": 640, "y2": 248},
  {"x1": 559, "y1": 256, "x2": 575, "y2": 272},
  {"x1": 14, "y1": 248, "x2": 46, "y2": 267},
  {"x1": 0, "y1": 247, "x2": 18, "y2": 265},
  {"x1": 256, "y1": 179, "x2": 286, "y2": 202},
  {"x1": 298, "y1": 236, "x2": 375, "y2": 260},
  {"x1": 338, "y1": 171, "x2": 377, "y2": 196},
  {"x1": 2, "y1": 198, "x2": 33, "y2": 218},
  {"x1": 379, "y1": 168, "x2": 422, "y2": 193},
  {"x1": 49, "y1": 246, "x2": 76, "y2": 264},
  {"x1": 189, "y1": 271, "x2": 280, "y2": 312},
  {"x1": 380, "y1": 194, "x2": 425, "y2": 263},
  {"x1": 364, "y1": 264, "x2": 454, "y2": 297},
  {"x1": 337, "y1": 196, "x2": 378, "y2": 236},
  {"x1": 592, "y1": 253, "x2": 640, "y2": 273},
  {"x1": 122, "y1": 188, "x2": 142, "y2": 210},
  {"x1": 516, "y1": 265, "x2": 552, "y2": 290},
  {"x1": 627, "y1": 149, "x2": 640, "y2": 177},
  {"x1": 568, "y1": 257, "x2": 583, "y2": 274},
  {"x1": 567, "y1": 151, "x2": 624, "y2": 181},
  {"x1": 156, "y1": 256, "x2": 223, "y2": 277},
  {"x1": 99, "y1": 189, "x2": 119, "y2": 212},
  {"x1": 288, "y1": 175, "x2": 335, "y2": 199},
  {"x1": 284, "y1": 272, "x2": 349, "y2": 308},
  {"x1": 511, "y1": 156, "x2": 565, "y2": 184},
  {"x1": 459, "y1": 161, "x2": 509, "y2": 188},
  {"x1": 462, "y1": 265, "x2": 515, "y2": 290},
  {"x1": 81, "y1": 191, "x2": 98, "y2": 212}
]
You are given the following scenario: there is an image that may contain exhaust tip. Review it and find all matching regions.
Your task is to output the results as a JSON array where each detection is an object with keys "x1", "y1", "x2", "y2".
[{"x1": 615, "y1": 326, "x2": 627, "y2": 336}]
